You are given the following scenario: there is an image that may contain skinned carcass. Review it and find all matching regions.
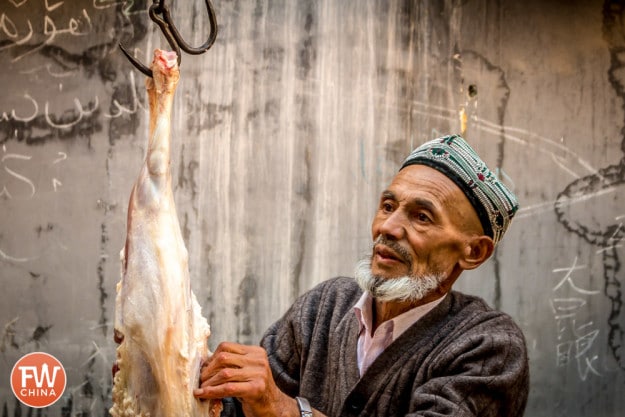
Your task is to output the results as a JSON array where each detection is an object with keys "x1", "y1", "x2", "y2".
[{"x1": 110, "y1": 49, "x2": 221, "y2": 417}]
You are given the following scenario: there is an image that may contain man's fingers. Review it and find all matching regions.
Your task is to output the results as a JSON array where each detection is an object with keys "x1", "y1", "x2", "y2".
[
  {"x1": 214, "y1": 341, "x2": 253, "y2": 355},
  {"x1": 210, "y1": 351, "x2": 245, "y2": 368},
  {"x1": 201, "y1": 344, "x2": 268, "y2": 380},
  {"x1": 201, "y1": 366, "x2": 265, "y2": 388},
  {"x1": 195, "y1": 342, "x2": 275, "y2": 409},
  {"x1": 200, "y1": 351, "x2": 248, "y2": 381},
  {"x1": 194, "y1": 380, "x2": 263, "y2": 399}
]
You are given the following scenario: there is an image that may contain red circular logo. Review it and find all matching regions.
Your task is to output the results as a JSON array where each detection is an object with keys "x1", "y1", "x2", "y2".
[{"x1": 10, "y1": 352, "x2": 67, "y2": 408}]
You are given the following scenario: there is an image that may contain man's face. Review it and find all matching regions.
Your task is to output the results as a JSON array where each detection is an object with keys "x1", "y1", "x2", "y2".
[{"x1": 369, "y1": 164, "x2": 482, "y2": 289}]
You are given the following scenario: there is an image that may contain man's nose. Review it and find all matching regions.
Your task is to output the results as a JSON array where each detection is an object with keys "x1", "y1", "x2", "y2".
[{"x1": 378, "y1": 209, "x2": 406, "y2": 240}]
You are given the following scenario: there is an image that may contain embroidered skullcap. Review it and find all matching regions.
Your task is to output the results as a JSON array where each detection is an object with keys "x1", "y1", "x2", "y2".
[{"x1": 400, "y1": 134, "x2": 519, "y2": 244}]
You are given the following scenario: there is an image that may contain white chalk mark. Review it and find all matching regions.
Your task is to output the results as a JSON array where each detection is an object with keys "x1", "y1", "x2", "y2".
[
  {"x1": 53, "y1": 151, "x2": 67, "y2": 164},
  {"x1": 2, "y1": 147, "x2": 35, "y2": 197},
  {"x1": 550, "y1": 153, "x2": 580, "y2": 179},
  {"x1": 10, "y1": 93, "x2": 38, "y2": 122},
  {"x1": 408, "y1": 99, "x2": 601, "y2": 184},
  {"x1": 81, "y1": 340, "x2": 107, "y2": 367},
  {"x1": 0, "y1": 317, "x2": 20, "y2": 353},
  {"x1": 554, "y1": 186, "x2": 617, "y2": 207},
  {"x1": 10, "y1": 37, "x2": 43, "y2": 63},
  {"x1": 92, "y1": 0, "x2": 119, "y2": 9},
  {"x1": 11, "y1": 15, "x2": 65, "y2": 62},
  {"x1": 19, "y1": 63, "x2": 77, "y2": 78},
  {"x1": 0, "y1": 248, "x2": 30, "y2": 262},
  {"x1": 8, "y1": 0, "x2": 28, "y2": 7},
  {"x1": 4, "y1": 166, "x2": 36, "y2": 197},
  {"x1": 45, "y1": 0, "x2": 64, "y2": 12},
  {"x1": 515, "y1": 202, "x2": 558, "y2": 219},
  {"x1": 0, "y1": 187, "x2": 12, "y2": 199},
  {"x1": 52, "y1": 178, "x2": 62, "y2": 191},
  {"x1": 43, "y1": 10, "x2": 92, "y2": 37},
  {"x1": 0, "y1": 18, "x2": 33, "y2": 51},
  {"x1": 574, "y1": 321, "x2": 595, "y2": 335},
  {"x1": 44, "y1": 95, "x2": 99, "y2": 129},
  {"x1": 515, "y1": 186, "x2": 617, "y2": 220},
  {"x1": 578, "y1": 355, "x2": 602, "y2": 380},
  {"x1": 1, "y1": 152, "x2": 32, "y2": 162},
  {"x1": 0, "y1": 12, "x2": 19, "y2": 38},
  {"x1": 105, "y1": 71, "x2": 145, "y2": 117},
  {"x1": 93, "y1": 0, "x2": 138, "y2": 15},
  {"x1": 552, "y1": 256, "x2": 587, "y2": 275},
  {"x1": 608, "y1": 222, "x2": 624, "y2": 242},
  {"x1": 595, "y1": 222, "x2": 625, "y2": 254},
  {"x1": 411, "y1": 108, "x2": 454, "y2": 123},
  {"x1": 550, "y1": 297, "x2": 586, "y2": 314},
  {"x1": 596, "y1": 244, "x2": 623, "y2": 254},
  {"x1": 553, "y1": 256, "x2": 599, "y2": 295},
  {"x1": 476, "y1": 120, "x2": 602, "y2": 182},
  {"x1": 12, "y1": 9, "x2": 93, "y2": 62},
  {"x1": 81, "y1": 9, "x2": 93, "y2": 32}
]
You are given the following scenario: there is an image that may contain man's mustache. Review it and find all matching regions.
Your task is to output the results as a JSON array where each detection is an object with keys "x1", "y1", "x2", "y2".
[{"x1": 373, "y1": 235, "x2": 412, "y2": 269}]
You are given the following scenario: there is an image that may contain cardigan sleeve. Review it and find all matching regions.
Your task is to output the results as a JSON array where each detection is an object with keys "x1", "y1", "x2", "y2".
[
  {"x1": 260, "y1": 279, "x2": 326, "y2": 398},
  {"x1": 260, "y1": 300, "x2": 304, "y2": 398},
  {"x1": 218, "y1": 279, "x2": 334, "y2": 416},
  {"x1": 260, "y1": 277, "x2": 361, "y2": 406}
]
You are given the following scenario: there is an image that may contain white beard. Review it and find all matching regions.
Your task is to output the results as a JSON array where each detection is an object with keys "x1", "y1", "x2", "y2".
[{"x1": 354, "y1": 257, "x2": 445, "y2": 303}]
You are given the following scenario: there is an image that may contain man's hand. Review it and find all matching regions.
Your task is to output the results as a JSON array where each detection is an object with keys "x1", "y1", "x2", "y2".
[{"x1": 193, "y1": 342, "x2": 299, "y2": 417}]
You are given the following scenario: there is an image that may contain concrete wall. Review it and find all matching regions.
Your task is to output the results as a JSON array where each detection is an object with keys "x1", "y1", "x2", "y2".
[{"x1": 1, "y1": 0, "x2": 623, "y2": 415}]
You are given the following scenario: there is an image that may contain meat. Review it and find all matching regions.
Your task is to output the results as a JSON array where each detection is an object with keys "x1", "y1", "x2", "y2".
[{"x1": 110, "y1": 49, "x2": 221, "y2": 417}]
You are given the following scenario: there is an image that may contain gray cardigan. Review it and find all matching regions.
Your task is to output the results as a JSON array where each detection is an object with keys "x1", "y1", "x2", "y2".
[{"x1": 259, "y1": 277, "x2": 529, "y2": 417}]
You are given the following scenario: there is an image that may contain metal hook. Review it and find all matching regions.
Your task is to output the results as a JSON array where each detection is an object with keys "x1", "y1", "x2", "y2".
[{"x1": 119, "y1": 0, "x2": 218, "y2": 78}]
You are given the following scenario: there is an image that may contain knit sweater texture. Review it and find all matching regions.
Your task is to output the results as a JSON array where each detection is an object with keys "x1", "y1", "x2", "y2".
[{"x1": 259, "y1": 277, "x2": 529, "y2": 417}]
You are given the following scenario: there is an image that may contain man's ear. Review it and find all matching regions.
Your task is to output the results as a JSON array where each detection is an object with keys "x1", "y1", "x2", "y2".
[{"x1": 459, "y1": 236, "x2": 494, "y2": 270}]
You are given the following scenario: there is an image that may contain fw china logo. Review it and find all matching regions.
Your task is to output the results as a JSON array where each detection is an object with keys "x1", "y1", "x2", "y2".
[{"x1": 10, "y1": 352, "x2": 67, "y2": 408}]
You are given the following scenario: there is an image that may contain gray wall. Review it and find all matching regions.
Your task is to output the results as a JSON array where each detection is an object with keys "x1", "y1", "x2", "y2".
[{"x1": 1, "y1": 0, "x2": 624, "y2": 416}]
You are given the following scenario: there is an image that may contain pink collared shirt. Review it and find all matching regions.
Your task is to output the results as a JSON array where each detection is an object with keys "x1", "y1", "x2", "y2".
[{"x1": 353, "y1": 291, "x2": 446, "y2": 376}]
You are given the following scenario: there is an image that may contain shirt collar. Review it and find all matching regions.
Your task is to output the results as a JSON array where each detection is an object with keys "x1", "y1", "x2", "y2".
[
  {"x1": 353, "y1": 290, "x2": 374, "y2": 336},
  {"x1": 353, "y1": 291, "x2": 447, "y2": 341}
]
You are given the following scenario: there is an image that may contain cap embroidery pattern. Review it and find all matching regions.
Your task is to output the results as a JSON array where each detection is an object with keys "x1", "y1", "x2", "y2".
[{"x1": 400, "y1": 134, "x2": 519, "y2": 244}]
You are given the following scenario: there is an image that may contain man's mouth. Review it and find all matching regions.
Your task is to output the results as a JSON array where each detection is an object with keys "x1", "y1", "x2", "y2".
[
  {"x1": 373, "y1": 244, "x2": 408, "y2": 265},
  {"x1": 371, "y1": 236, "x2": 413, "y2": 271}
]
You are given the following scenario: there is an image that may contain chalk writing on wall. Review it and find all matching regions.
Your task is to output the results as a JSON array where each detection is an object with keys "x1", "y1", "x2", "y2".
[
  {"x1": 0, "y1": 0, "x2": 149, "y2": 146},
  {"x1": 551, "y1": 256, "x2": 602, "y2": 381}
]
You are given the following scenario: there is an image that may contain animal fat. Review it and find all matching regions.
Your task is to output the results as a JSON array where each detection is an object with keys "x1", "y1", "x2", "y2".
[{"x1": 110, "y1": 49, "x2": 221, "y2": 417}]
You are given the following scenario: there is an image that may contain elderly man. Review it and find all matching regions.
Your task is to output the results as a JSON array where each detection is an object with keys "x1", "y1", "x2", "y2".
[{"x1": 195, "y1": 134, "x2": 529, "y2": 417}]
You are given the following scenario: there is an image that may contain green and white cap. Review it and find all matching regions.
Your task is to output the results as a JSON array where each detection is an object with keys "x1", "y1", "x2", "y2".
[{"x1": 400, "y1": 134, "x2": 519, "y2": 244}]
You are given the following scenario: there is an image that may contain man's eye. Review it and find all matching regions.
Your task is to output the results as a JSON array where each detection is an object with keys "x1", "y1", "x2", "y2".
[
  {"x1": 381, "y1": 202, "x2": 394, "y2": 212},
  {"x1": 415, "y1": 212, "x2": 431, "y2": 223}
]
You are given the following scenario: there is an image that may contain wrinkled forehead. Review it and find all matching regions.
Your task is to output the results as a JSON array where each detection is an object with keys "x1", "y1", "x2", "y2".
[{"x1": 387, "y1": 165, "x2": 484, "y2": 232}]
